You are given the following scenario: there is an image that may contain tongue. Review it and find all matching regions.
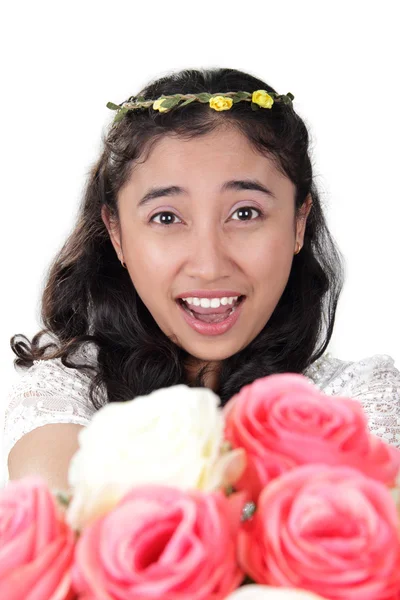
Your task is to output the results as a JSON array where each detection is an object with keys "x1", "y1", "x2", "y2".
[{"x1": 192, "y1": 309, "x2": 232, "y2": 323}]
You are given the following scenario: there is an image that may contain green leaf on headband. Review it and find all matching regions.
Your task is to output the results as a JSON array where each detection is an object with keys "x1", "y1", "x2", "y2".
[
  {"x1": 287, "y1": 92, "x2": 295, "y2": 101},
  {"x1": 196, "y1": 93, "x2": 212, "y2": 103},
  {"x1": 232, "y1": 91, "x2": 251, "y2": 103},
  {"x1": 114, "y1": 107, "x2": 129, "y2": 122},
  {"x1": 250, "y1": 102, "x2": 260, "y2": 111},
  {"x1": 106, "y1": 102, "x2": 121, "y2": 111},
  {"x1": 136, "y1": 96, "x2": 146, "y2": 102},
  {"x1": 180, "y1": 97, "x2": 196, "y2": 106},
  {"x1": 160, "y1": 97, "x2": 180, "y2": 109}
]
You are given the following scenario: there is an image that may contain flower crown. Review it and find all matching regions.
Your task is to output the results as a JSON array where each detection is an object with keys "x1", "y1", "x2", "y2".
[{"x1": 106, "y1": 90, "x2": 295, "y2": 123}]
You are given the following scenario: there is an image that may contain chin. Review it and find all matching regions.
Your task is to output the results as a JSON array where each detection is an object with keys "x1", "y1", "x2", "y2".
[{"x1": 182, "y1": 341, "x2": 245, "y2": 362}]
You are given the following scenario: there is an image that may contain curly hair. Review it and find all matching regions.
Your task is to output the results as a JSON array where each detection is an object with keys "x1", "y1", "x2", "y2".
[{"x1": 11, "y1": 67, "x2": 345, "y2": 407}]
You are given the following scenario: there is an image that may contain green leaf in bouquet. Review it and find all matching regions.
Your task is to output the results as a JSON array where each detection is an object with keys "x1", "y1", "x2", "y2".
[
  {"x1": 56, "y1": 491, "x2": 72, "y2": 508},
  {"x1": 221, "y1": 440, "x2": 233, "y2": 453},
  {"x1": 241, "y1": 501, "x2": 256, "y2": 521},
  {"x1": 240, "y1": 575, "x2": 256, "y2": 586}
]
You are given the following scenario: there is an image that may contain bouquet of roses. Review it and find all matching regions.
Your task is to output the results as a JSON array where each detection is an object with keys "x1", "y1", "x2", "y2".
[{"x1": 1, "y1": 373, "x2": 400, "y2": 600}]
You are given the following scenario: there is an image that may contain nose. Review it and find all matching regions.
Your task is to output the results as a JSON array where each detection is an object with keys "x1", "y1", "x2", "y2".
[{"x1": 184, "y1": 225, "x2": 233, "y2": 282}]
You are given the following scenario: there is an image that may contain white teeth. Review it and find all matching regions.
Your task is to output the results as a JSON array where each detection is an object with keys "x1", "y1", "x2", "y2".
[{"x1": 181, "y1": 296, "x2": 241, "y2": 309}]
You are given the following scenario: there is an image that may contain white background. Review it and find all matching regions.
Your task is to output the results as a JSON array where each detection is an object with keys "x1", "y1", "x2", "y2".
[{"x1": 1, "y1": 1, "x2": 399, "y2": 421}]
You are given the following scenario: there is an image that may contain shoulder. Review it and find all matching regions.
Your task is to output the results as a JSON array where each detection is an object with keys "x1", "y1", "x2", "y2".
[
  {"x1": 5, "y1": 343, "x2": 103, "y2": 415},
  {"x1": 4, "y1": 345, "x2": 105, "y2": 469},
  {"x1": 304, "y1": 352, "x2": 400, "y2": 446},
  {"x1": 304, "y1": 352, "x2": 400, "y2": 396}
]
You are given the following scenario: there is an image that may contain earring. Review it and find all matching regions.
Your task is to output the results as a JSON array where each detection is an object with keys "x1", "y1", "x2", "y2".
[
  {"x1": 294, "y1": 242, "x2": 302, "y2": 255},
  {"x1": 118, "y1": 253, "x2": 127, "y2": 269}
]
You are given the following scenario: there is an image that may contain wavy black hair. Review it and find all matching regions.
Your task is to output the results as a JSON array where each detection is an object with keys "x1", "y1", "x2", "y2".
[{"x1": 11, "y1": 67, "x2": 345, "y2": 407}]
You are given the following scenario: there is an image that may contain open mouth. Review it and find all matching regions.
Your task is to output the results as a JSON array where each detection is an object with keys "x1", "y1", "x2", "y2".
[{"x1": 177, "y1": 295, "x2": 246, "y2": 324}]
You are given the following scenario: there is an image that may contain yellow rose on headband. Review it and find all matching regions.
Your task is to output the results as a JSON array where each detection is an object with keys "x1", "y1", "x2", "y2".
[
  {"x1": 252, "y1": 90, "x2": 274, "y2": 109},
  {"x1": 153, "y1": 98, "x2": 169, "y2": 113},
  {"x1": 209, "y1": 96, "x2": 233, "y2": 111}
]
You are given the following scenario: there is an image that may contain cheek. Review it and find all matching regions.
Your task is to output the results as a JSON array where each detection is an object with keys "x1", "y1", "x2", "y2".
[
  {"x1": 123, "y1": 233, "x2": 178, "y2": 306},
  {"x1": 238, "y1": 227, "x2": 294, "y2": 283}
]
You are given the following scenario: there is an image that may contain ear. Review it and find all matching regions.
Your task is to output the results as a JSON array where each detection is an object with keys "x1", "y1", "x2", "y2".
[
  {"x1": 101, "y1": 205, "x2": 123, "y2": 260},
  {"x1": 295, "y1": 194, "x2": 313, "y2": 248}
]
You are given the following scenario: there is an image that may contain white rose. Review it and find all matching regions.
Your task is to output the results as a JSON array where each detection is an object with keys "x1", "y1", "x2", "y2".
[
  {"x1": 226, "y1": 585, "x2": 326, "y2": 599},
  {"x1": 66, "y1": 384, "x2": 245, "y2": 530}
]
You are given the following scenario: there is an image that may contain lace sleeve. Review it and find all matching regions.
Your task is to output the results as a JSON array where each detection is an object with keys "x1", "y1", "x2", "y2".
[
  {"x1": 307, "y1": 353, "x2": 400, "y2": 448},
  {"x1": 3, "y1": 358, "x2": 102, "y2": 473}
]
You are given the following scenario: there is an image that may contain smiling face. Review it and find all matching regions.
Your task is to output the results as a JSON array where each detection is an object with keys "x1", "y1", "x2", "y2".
[{"x1": 102, "y1": 125, "x2": 311, "y2": 366}]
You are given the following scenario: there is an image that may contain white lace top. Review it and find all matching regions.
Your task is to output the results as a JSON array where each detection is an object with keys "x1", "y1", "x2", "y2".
[{"x1": 3, "y1": 348, "x2": 400, "y2": 483}]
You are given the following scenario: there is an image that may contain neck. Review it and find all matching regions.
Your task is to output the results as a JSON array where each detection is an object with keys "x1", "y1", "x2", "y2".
[{"x1": 185, "y1": 357, "x2": 221, "y2": 391}]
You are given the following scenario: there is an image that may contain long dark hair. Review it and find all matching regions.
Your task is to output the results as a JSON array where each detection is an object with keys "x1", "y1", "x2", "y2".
[{"x1": 11, "y1": 67, "x2": 344, "y2": 407}]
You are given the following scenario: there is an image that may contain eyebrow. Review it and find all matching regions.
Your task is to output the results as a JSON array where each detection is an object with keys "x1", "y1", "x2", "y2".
[{"x1": 137, "y1": 179, "x2": 277, "y2": 207}]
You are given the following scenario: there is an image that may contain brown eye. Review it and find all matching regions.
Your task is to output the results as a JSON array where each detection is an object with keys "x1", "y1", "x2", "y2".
[
  {"x1": 150, "y1": 212, "x2": 182, "y2": 225},
  {"x1": 231, "y1": 207, "x2": 261, "y2": 221}
]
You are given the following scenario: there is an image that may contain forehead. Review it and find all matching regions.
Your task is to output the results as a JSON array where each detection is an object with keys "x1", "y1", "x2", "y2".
[{"x1": 127, "y1": 126, "x2": 290, "y2": 191}]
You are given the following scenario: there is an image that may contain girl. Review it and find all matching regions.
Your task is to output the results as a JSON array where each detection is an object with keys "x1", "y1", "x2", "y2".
[{"x1": 4, "y1": 67, "x2": 400, "y2": 489}]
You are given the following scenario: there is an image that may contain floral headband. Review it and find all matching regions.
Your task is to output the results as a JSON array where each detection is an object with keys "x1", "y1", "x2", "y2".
[{"x1": 106, "y1": 90, "x2": 295, "y2": 123}]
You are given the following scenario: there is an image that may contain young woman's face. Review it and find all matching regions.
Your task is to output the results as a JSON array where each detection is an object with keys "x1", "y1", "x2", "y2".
[{"x1": 102, "y1": 125, "x2": 311, "y2": 363}]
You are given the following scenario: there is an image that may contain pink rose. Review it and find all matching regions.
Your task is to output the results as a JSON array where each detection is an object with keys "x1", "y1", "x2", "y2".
[
  {"x1": 224, "y1": 373, "x2": 400, "y2": 500},
  {"x1": 238, "y1": 465, "x2": 400, "y2": 599},
  {"x1": 73, "y1": 485, "x2": 245, "y2": 599},
  {"x1": 0, "y1": 476, "x2": 76, "y2": 600}
]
